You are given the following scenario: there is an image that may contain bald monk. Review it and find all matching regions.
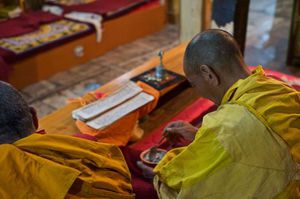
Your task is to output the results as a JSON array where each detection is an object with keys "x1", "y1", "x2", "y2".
[
  {"x1": 138, "y1": 29, "x2": 300, "y2": 198},
  {"x1": 0, "y1": 81, "x2": 134, "y2": 199}
]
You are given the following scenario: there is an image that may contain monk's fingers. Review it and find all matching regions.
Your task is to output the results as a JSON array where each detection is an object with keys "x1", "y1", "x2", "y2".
[
  {"x1": 163, "y1": 122, "x2": 185, "y2": 137},
  {"x1": 164, "y1": 121, "x2": 185, "y2": 131},
  {"x1": 165, "y1": 127, "x2": 188, "y2": 137},
  {"x1": 163, "y1": 128, "x2": 171, "y2": 137}
]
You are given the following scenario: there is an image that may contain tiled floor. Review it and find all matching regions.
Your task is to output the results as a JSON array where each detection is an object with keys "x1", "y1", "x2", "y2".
[{"x1": 21, "y1": 0, "x2": 300, "y2": 118}]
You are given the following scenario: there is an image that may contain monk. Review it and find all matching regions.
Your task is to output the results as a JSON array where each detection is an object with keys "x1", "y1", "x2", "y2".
[
  {"x1": 138, "y1": 29, "x2": 300, "y2": 198},
  {"x1": 0, "y1": 81, "x2": 134, "y2": 199}
]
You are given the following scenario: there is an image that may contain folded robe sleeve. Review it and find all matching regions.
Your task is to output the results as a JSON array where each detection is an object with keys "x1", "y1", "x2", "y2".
[
  {"x1": 153, "y1": 125, "x2": 232, "y2": 190},
  {"x1": 0, "y1": 144, "x2": 80, "y2": 199},
  {"x1": 0, "y1": 134, "x2": 134, "y2": 199}
]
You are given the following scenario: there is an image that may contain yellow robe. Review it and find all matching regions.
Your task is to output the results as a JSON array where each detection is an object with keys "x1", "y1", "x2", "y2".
[
  {"x1": 0, "y1": 133, "x2": 134, "y2": 199},
  {"x1": 154, "y1": 66, "x2": 300, "y2": 198}
]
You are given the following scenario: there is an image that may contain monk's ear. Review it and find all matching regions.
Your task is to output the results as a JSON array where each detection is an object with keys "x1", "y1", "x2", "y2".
[
  {"x1": 29, "y1": 107, "x2": 39, "y2": 130},
  {"x1": 199, "y1": 65, "x2": 220, "y2": 86}
]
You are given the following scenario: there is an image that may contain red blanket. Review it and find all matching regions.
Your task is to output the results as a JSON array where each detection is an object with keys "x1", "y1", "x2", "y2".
[
  {"x1": 0, "y1": 11, "x2": 61, "y2": 38},
  {"x1": 0, "y1": 11, "x2": 61, "y2": 80}
]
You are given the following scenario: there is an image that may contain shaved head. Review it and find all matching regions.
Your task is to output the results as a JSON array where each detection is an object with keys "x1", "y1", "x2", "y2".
[
  {"x1": 184, "y1": 29, "x2": 245, "y2": 74},
  {"x1": 0, "y1": 81, "x2": 35, "y2": 144},
  {"x1": 183, "y1": 29, "x2": 250, "y2": 104}
]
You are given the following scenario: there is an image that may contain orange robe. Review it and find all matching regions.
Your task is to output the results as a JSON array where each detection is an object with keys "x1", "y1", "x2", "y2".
[{"x1": 0, "y1": 133, "x2": 134, "y2": 199}]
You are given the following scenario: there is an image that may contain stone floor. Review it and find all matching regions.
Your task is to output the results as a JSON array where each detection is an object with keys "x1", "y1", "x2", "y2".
[{"x1": 21, "y1": 0, "x2": 300, "y2": 118}]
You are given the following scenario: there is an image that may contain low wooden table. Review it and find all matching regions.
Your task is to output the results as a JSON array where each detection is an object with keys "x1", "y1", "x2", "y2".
[{"x1": 39, "y1": 43, "x2": 200, "y2": 139}]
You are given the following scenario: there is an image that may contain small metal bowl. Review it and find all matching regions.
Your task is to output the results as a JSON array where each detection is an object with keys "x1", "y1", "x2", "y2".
[{"x1": 140, "y1": 148, "x2": 167, "y2": 167}]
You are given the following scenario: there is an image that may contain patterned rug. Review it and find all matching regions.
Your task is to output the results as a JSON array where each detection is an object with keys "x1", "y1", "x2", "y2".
[{"x1": 0, "y1": 19, "x2": 90, "y2": 54}]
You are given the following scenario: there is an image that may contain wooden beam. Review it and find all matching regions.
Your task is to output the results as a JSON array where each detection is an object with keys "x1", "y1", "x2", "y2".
[
  {"x1": 202, "y1": 0, "x2": 212, "y2": 30},
  {"x1": 180, "y1": 0, "x2": 203, "y2": 42},
  {"x1": 233, "y1": 0, "x2": 250, "y2": 55}
]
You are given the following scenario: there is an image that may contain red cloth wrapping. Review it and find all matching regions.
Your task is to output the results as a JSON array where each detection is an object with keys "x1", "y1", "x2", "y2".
[{"x1": 0, "y1": 11, "x2": 61, "y2": 38}]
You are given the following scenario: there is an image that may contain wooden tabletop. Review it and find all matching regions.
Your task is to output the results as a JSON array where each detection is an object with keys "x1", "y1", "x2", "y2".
[{"x1": 39, "y1": 43, "x2": 187, "y2": 135}]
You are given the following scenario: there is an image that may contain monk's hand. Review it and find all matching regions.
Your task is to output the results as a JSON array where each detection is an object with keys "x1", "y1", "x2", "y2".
[
  {"x1": 137, "y1": 161, "x2": 155, "y2": 179},
  {"x1": 163, "y1": 121, "x2": 198, "y2": 142}
]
